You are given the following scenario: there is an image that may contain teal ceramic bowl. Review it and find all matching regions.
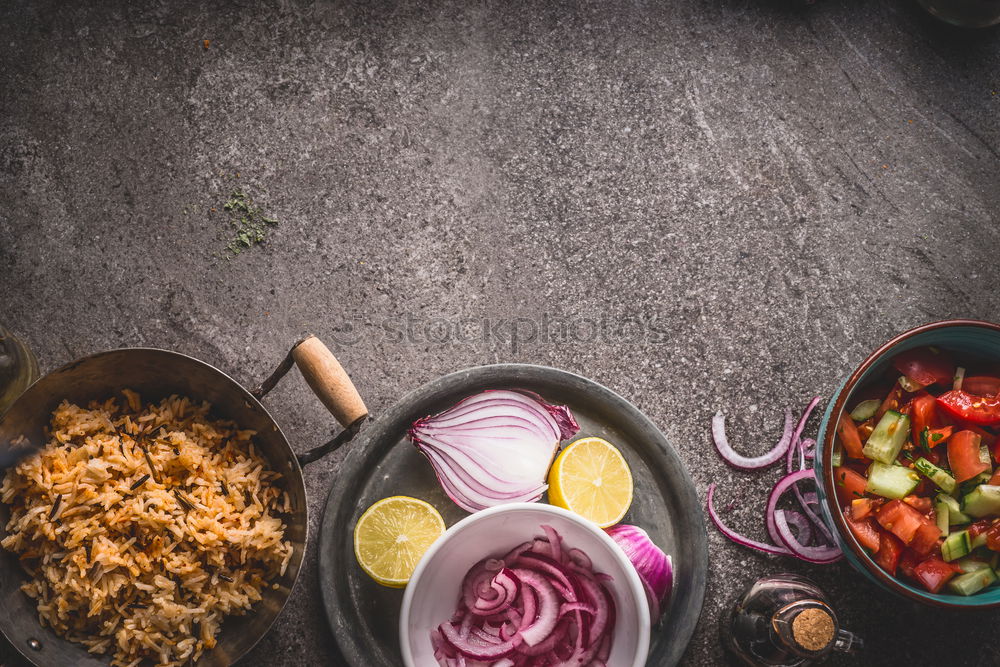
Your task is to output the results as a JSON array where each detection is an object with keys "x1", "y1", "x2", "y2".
[{"x1": 816, "y1": 320, "x2": 1000, "y2": 607}]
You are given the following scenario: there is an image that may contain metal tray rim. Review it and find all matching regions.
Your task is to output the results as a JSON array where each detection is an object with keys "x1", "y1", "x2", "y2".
[{"x1": 317, "y1": 363, "x2": 708, "y2": 666}]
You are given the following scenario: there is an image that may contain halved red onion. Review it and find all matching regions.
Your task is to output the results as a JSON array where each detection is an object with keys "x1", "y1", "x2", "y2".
[
  {"x1": 712, "y1": 407, "x2": 794, "y2": 469},
  {"x1": 431, "y1": 525, "x2": 615, "y2": 667},
  {"x1": 410, "y1": 390, "x2": 579, "y2": 513}
]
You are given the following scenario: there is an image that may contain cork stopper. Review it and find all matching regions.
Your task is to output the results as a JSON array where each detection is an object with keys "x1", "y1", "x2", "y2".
[{"x1": 791, "y1": 607, "x2": 835, "y2": 652}]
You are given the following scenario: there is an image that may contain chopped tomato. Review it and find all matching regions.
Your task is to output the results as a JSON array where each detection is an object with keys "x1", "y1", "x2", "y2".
[
  {"x1": 913, "y1": 557, "x2": 962, "y2": 594},
  {"x1": 969, "y1": 519, "x2": 993, "y2": 542},
  {"x1": 964, "y1": 376, "x2": 1000, "y2": 398},
  {"x1": 937, "y1": 390, "x2": 1000, "y2": 427},
  {"x1": 893, "y1": 347, "x2": 955, "y2": 387},
  {"x1": 910, "y1": 393, "x2": 937, "y2": 448},
  {"x1": 876, "y1": 500, "x2": 930, "y2": 545},
  {"x1": 909, "y1": 522, "x2": 942, "y2": 556},
  {"x1": 947, "y1": 430, "x2": 988, "y2": 483},
  {"x1": 874, "y1": 530, "x2": 905, "y2": 576},
  {"x1": 990, "y1": 469, "x2": 1000, "y2": 486},
  {"x1": 857, "y1": 417, "x2": 876, "y2": 441},
  {"x1": 836, "y1": 411, "x2": 865, "y2": 459},
  {"x1": 985, "y1": 522, "x2": 1000, "y2": 552},
  {"x1": 845, "y1": 515, "x2": 881, "y2": 553},
  {"x1": 898, "y1": 549, "x2": 922, "y2": 579},
  {"x1": 851, "y1": 497, "x2": 877, "y2": 520},
  {"x1": 833, "y1": 466, "x2": 868, "y2": 505},
  {"x1": 903, "y1": 495, "x2": 932, "y2": 514},
  {"x1": 876, "y1": 385, "x2": 904, "y2": 421},
  {"x1": 924, "y1": 426, "x2": 953, "y2": 449}
]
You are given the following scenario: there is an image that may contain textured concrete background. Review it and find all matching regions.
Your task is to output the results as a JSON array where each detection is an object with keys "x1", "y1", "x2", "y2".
[{"x1": 1, "y1": 0, "x2": 999, "y2": 665}]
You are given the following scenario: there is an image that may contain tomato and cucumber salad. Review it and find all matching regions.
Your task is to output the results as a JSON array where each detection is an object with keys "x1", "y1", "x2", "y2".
[{"x1": 834, "y1": 346, "x2": 1000, "y2": 596}]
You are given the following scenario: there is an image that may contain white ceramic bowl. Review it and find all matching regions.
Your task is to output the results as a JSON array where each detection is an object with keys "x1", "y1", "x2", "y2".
[{"x1": 399, "y1": 502, "x2": 651, "y2": 667}]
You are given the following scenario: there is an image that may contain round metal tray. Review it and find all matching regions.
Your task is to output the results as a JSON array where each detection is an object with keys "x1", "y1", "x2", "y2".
[{"x1": 318, "y1": 364, "x2": 707, "y2": 666}]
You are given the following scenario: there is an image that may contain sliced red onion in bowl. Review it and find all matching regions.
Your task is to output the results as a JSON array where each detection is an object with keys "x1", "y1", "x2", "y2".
[
  {"x1": 409, "y1": 390, "x2": 579, "y2": 513},
  {"x1": 430, "y1": 525, "x2": 616, "y2": 667},
  {"x1": 712, "y1": 407, "x2": 794, "y2": 469}
]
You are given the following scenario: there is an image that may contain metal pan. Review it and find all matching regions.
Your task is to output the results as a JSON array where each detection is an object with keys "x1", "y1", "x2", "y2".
[
  {"x1": 0, "y1": 337, "x2": 367, "y2": 666},
  {"x1": 318, "y1": 364, "x2": 708, "y2": 667}
]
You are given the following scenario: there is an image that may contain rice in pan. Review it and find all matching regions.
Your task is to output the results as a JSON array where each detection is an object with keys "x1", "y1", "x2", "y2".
[{"x1": 0, "y1": 390, "x2": 294, "y2": 666}]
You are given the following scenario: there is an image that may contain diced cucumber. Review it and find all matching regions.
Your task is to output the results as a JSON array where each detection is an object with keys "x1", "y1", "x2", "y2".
[
  {"x1": 831, "y1": 442, "x2": 844, "y2": 468},
  {"x1": 865, "y1": 462, "x2": 920, "y2": 500},
  {"x1": 963, "y1": 485, "x2": 1000, "y2": 519},
  {"x1": 957, "y1": 556, "x2": 992, "y2": 573},
  {"x1": 850, "y1": 399, "x2": 880, "y2": 422},
  {"x1": 936, "y1": 501, "x2": 950, "y2": 533},
  {"x1": 942, "y1": 530, "x2": 972, "y2": 562},
  {"x1": 899, "y1": 375, "x2": 924, "y2": 392},
  {"x1": 960, "y1": 472, "x2": 993, "y2": 496},
  {"x1": 948, "y1": 567, "x2": 998, "y2": 596},
  {"x1": 954, "y1": 366, "x2": 966, "y2": 391},
  {"x1": 936, "y1": 493, "x2": 971, "y2": 525},
  {"x1": 863, "y1": 411, "x2": 911, "y2": 464},
  {"x1": 914, "y1": 457, "x2": 957, "y2": 494}
]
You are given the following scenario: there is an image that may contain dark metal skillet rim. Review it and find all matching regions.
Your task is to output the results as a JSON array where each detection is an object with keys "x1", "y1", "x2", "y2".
[
  {"x1": 0, "y1": 346, "x2": 308, "y2": 667},
  {"x1": 318, "y1": 363, "x2": 709, "y2": 667}
]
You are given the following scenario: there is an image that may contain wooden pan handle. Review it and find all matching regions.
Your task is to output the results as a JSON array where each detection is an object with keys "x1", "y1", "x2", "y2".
[{"x1": 291, "y1": 336, "x2": 368, "y2": 428}]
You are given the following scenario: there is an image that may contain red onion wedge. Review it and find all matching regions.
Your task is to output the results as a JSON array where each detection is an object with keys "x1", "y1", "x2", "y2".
[
  {"x1": 605, "y1": 524, "x2": 673, "y2": 623},
  {"x1": 712, "y1": 407, "x2": 793, "y2": 469},
  {"x1": 431, "y1": 525, "x2": 615, "y2": 667},
  {"x1": 410, "y1": 391, "x2": 579, "y2": 513}
]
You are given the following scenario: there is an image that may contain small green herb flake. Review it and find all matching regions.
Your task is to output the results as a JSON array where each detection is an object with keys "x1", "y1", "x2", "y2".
[
  {"x1": 932, "y1": 433, "x2": 943, "y2": 442},
  {"x1": 220, "y1": 190, "x2": 279, "y2": 257}
]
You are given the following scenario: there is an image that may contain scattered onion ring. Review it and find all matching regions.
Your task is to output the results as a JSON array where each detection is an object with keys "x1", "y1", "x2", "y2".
[
  {"x1": 707, "y1": 398, "x2": 843, "y2": 564},
  {"x1": 712, "y1": 407, "x2": 793, "y2": 469}
]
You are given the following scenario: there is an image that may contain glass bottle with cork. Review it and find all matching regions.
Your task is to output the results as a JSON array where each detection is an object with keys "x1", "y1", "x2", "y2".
[{"x1": 722, "y1": 573, "x2": 862, "y2": 666}]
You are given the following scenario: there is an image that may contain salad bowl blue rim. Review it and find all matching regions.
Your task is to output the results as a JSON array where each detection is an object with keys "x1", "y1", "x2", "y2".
[{"x1": 815, "y1": 319, "x2": 1000, "y2": 608}]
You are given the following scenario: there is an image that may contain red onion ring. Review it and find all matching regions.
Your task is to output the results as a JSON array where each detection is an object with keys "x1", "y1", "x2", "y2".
[
  {"x1": 706, "y1": 483, "x2": 791, "y2": 556},
  {"x1": 712, "y1": 407, "x2": 794, "y2": 469},
  {"x1": 774, "y1": 506, "x2": 843, "y2": 564}
]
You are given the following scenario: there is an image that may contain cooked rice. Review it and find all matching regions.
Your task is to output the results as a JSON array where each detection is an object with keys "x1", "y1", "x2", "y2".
[{"x1": 1, "y1": 391, "x2": 294, "y2": 666}]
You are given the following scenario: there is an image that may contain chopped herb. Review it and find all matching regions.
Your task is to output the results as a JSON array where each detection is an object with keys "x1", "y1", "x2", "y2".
[
  {"x1": 921, "y1": 426, "x2": 931, "y2": 450},
  {"x1": 932, "y1": 433, "x2": 943, "y2": 442},
  {"x1": 220, "y1": 190, "x2": 279, "y2": 257},
  {"x1": 852, "y1": 491, "x2": 864, "y2": 498},
  {"x1": 48, "y1": 494, "x2": 62, "y2": 520},
  {"x1": 130, "y1": 474, "x2": 151, "y2": 491},
  {"x1": 141, "y1": 447, "x2": 160, "y2": 483}
]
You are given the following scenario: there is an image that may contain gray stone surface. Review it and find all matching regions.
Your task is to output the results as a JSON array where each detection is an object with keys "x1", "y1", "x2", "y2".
[{"x1": 1, "y1": 0, "x2": 998, "y2": 665}]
